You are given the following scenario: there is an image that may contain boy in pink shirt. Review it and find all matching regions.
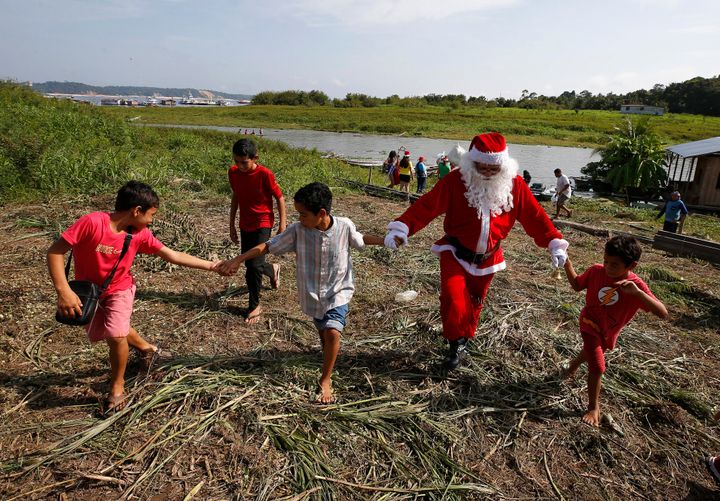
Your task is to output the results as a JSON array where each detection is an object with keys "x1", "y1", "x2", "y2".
[
  {"x1": 563, "y1": 235, "x2": 669, "y2": 427},
  {"x1": 47, "y1": 181, "x2": 220, "y2": 414}
]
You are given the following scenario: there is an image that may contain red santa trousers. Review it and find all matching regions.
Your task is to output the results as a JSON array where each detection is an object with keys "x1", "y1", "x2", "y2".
[{"x1": 439, "y1": 252, "x2": 494, "y2": 341}]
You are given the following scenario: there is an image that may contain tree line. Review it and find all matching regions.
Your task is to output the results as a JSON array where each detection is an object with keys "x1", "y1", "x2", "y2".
[{"x1": 252, "y1": 75, "x2": 720, "y2": 116}]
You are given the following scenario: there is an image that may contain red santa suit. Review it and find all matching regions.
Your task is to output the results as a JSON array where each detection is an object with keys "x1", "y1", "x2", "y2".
[{"x1": 385, "y1": 132, "x2": 566, "y2": 342}]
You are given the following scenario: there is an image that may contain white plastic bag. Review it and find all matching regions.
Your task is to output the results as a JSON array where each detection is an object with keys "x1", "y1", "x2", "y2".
[{"x1": 394, "y1": 290, "x2": 418, "y2": 303}]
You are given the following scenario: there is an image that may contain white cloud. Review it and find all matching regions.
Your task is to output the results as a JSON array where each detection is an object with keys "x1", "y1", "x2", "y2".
[
  {"x1": 283, "y1": 0, "x2": 518, "y2": 26},
  {"x1": 331, "y1": 78, "x2": 346, "y2": 87}
]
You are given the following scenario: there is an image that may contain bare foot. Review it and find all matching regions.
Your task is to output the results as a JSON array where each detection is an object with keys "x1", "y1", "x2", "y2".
[
  {"x1": 104, "y1": 392, "x2": 127, "y2": 415},
  {"x1": 316, "y1": 380, "x2": 336, "y2": 404},
  {"x1": 582, "y1": 409, "x2": 601, "y2": 427},
  {"x1": 245, "y1": 306, "x2": 263, "y2": 324},
  {"x1": 133, "y1": 344, "x2": 158, "y2": 368},
  {"x1": 562, "y1": 365, "x2": 578, "y2": 380},
  {"x1": 270, "y1": 264, "x2": 280, "y2": 290}
]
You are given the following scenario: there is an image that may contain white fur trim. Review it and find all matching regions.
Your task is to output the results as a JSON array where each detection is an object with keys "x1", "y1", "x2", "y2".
[
  {"x1": 387, "y1": 220, "x2": 409, "y2": 235},
  {"x1": 476, "y1": 207, "x2": 490, "y2": 253},
  {"x1": 468, "y1": 148, "x2": 509, "y2": 165},
  {"x1": 431, "y1": 244, "x2": 506, "y2": 276}
]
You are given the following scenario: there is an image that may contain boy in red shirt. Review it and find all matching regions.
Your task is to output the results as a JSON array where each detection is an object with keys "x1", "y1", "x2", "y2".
[
  {"x1": 563, "y1": 235, "x2": 668, "y2": 427},
  {"x1": 47, "y1": 181, "x2": 221, "y2": 413},
  {"x1": 228, "y1": 139, "x2": 287, "y2": 323}
]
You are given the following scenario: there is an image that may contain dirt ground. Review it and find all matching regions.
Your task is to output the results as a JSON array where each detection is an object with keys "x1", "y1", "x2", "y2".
[{"x1": 1, "y1": 192, "x2": 719, "y2": 500}]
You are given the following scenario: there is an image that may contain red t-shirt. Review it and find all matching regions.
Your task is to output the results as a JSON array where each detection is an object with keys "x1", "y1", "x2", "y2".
[
  {"x1": 228, "y1": 163, "x2": 283, "y2": 232},
  {"x1": 576, "y1": 264, "x2": 657, "y2": 349},
  {"x1": 62, "y1": 212, "x2": 165, "y2": 295}
]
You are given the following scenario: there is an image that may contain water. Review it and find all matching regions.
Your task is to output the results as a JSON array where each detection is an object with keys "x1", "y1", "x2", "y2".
[{"x1": 146, "y1": 124, "x2": 598, "y2": 187}]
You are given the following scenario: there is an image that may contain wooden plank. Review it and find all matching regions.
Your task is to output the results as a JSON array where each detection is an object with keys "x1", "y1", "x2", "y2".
[{"x1": 655, "y1": 231, "x2": 720, "y2": 249}]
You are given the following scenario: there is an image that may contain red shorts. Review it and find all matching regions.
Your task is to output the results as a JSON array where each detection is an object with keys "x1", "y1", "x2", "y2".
[
  {"x1": 581, "y1": 327, "x2": 619, "y2": 375},
  {"x1": 85, "y1": 285, "x2": 136, "y2": 342}
]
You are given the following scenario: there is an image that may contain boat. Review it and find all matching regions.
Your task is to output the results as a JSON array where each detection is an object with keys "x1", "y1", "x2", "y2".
[
  {"x1": 529, "y1": 182, "x2": 552, "y2": 201},
  {"x1": 570, "y1": 176, "x2": 592, "y2": 192}
]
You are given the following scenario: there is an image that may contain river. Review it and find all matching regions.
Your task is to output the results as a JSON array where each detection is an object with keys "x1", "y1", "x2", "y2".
[{"x1": 148, "y1": 124, "x2": 598, "y2": 188}]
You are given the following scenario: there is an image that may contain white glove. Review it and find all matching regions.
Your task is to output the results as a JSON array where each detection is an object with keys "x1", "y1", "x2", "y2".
[
  {"x1": 384, "y1": 221, "x2": 409, "y2": 250},
  {"x1": 548, "y1": 238, "x2": 569, "y2": 268},
  {"x1": 384, "y1": 229, "x2": 407, "y2": 249}
]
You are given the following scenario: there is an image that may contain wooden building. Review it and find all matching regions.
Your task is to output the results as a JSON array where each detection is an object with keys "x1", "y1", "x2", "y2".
[{"x1": 665, "y1": 137, "x2": 720, "y2": 209}]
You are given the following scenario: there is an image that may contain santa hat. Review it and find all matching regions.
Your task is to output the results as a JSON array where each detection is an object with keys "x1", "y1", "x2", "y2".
[
  {"x1": 403, "y1": 150, "x2": 411, "y2": 156},
  {"x1": 418, "y1": 156, "x2": 425, "y2": 162},
  {"x1": 467, "y1": 132, "x2": 509, "y2": 165}
]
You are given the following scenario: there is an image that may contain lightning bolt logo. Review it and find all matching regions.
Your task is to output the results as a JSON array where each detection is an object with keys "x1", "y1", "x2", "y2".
[{"x1": 598, "y1": 286, "x2": 619, "y2": 306}]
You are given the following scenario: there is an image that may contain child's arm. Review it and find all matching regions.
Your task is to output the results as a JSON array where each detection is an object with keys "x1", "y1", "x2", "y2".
[
  {"x1": 563, "y1": 258, "x2": 583, "y2": 291},
  {"x1": 275, "y1": 195, "x2": 287, "y2": 234},
  {"x1": 47, "y1": 238, "x2": 83, "y2": 318},
  {"x1": 362, "y1": 234, "x2": 385, "y2": 246},
  {"x1": 156, "y1": 247, "x2": 219, "y2": 272},
  {"x1": 218, "y1": 242, "x2": 270, "y2": 276},
  {"x1": 615, "y1": 279, "x2": 669, "y2": 319},
  {"x1": 229, "y1": 193, "x2": 240, "y2": 244}
]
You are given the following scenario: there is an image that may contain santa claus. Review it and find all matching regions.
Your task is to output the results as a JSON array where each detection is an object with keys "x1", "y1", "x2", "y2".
[{"x1": 385, "y1": 132, "x2": 568, "y2": 369}]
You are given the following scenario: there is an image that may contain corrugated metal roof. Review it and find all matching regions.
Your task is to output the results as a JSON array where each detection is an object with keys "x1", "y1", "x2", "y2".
[{"x1": 666, "y1": 137, "x2": 720, "y2": 158}]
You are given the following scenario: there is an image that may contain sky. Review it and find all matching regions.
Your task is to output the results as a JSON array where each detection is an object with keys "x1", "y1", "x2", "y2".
[{"x1": 1, "y1": 0, "x2": 719, "y2": 99}]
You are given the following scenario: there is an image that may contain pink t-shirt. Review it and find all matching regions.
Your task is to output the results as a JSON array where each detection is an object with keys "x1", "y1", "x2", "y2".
[
  {"x1": 576, "y1": 264, "x2": 656, "y2": 349},
  {"x1": 62, "y1": 212, "x2": 165, "y2": 295}
]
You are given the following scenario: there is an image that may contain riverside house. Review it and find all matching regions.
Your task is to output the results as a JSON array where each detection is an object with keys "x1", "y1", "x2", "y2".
[{"x1": 665, "y1": 137, "x2": 720, "y2": 210}]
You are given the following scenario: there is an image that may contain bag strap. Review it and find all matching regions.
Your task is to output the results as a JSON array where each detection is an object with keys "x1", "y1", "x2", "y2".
[
  {"x1": 63, "y1": 230, "x2": 133, "y2": 290},
  {"x1": 101, "y1": 231, "x2": 133, "y2": 290}
]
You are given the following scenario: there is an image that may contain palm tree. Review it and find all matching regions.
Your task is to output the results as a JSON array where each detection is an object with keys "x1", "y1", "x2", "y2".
[{"x1": 592, "y1": 118, "x2": 667, "y2": 203}]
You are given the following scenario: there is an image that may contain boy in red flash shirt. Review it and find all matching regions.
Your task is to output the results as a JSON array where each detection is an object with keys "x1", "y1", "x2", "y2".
[{"x1": 563, "y1": 235, "x2": 668, "y2": 427}]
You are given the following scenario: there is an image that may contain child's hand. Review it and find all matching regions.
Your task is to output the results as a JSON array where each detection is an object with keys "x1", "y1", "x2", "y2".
[
  {"x1": 230, "y1": 226, "x2": 239, "y2": 245},
  {"x1": 615, "y1": 279, "x2": 641, "y2": 296},
  {"x1": 209, "y1": 260, "x2": 224, "y2": 273},
  {"x1": 218, "y1": 258, "x2": 241, "y2": 276},
  {"x1": 57, "y1": 288, "x2": 83, "y2": 318}
]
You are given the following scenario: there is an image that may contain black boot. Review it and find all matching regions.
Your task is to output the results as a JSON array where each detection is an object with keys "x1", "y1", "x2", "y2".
[{"x1": 443, "y1": 338, "x2": 468, "y2": 370}]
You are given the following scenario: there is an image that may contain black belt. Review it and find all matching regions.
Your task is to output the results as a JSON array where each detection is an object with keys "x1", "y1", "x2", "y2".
[{"x1": 445, "y1": 236, "x2": 500, "y2": 265}]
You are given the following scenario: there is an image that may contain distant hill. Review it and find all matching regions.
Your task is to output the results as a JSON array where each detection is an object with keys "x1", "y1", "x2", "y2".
[{"x1": 29, "y1": 81, "x2": 253, "y2": 100}]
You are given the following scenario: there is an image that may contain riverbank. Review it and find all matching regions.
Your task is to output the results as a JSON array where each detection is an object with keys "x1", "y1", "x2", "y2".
[
  {"x1": 102, "y1": 104, "x2": 720, "y2": 148},
  {"x1": 3, "y1": 81, "x2": 720, "y2": 499}
]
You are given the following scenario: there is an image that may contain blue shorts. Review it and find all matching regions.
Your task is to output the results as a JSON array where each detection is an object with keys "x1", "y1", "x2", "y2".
[{"x1": 313, "y1": 304, "x2": 349, "y2": 332}]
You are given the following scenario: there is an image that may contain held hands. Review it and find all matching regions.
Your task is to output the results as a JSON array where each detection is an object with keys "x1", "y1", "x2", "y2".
[
  {"x1": 384, "y1": 230, "x2": 407, "y2": 250},
  {"x1": 57, "y1": 287, "x2": 83, "y2": 319},
  {"x1": 384, "y1": 222, "x2": 410, "y2": 250},
  {"x1": 548, "y1": 238, "x2": 569, "y2": 268},
  {"x1": 215, "y1": 257, "x2": 243, "y2": 276}
]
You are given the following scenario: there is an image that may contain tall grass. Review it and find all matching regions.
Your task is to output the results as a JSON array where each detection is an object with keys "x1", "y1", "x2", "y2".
[
  {"x1": 102, "y1": 103, "x2": 720, "y2": 148},
  {"x1": 0, "y1": 82, "x2": 370, "y2": 204}
]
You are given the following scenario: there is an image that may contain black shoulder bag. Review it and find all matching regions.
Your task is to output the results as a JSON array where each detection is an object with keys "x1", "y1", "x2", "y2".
[{"x1": 56, "y1": 231, "x2": 133, "y2": 326}]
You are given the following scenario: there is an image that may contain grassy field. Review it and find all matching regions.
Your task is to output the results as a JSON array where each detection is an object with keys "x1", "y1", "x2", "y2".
[
  {"x1": 2, "y1": 82, "x2": 720, "y2": 499},
  {"x1": 102, "y1": 104, "x2": 720, "y2": 148}
]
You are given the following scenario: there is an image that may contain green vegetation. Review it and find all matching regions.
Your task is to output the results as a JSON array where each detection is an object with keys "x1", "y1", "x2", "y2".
[
  {"x1": 0, "y1": 82, "x2": 369, "y2": 203},
  {"x1": 248, "y1": 75, "x2": 720, "y2": 116},
  {"x1": 102, "y1": 104, "x2": 720, "y2": 148},
  {"x1": 585, "y1": 118, "x2": 667, "y2": 200}
]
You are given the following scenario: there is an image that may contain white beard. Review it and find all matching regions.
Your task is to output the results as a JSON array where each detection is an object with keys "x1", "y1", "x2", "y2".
[{"x1": 459, "y1": 154, "x2": 518, "y2": 217}]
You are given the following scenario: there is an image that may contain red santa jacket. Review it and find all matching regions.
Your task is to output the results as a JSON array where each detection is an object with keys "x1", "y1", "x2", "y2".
[{"x1": 392, "y1": 170, "x2": 562, "y2": 276}]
